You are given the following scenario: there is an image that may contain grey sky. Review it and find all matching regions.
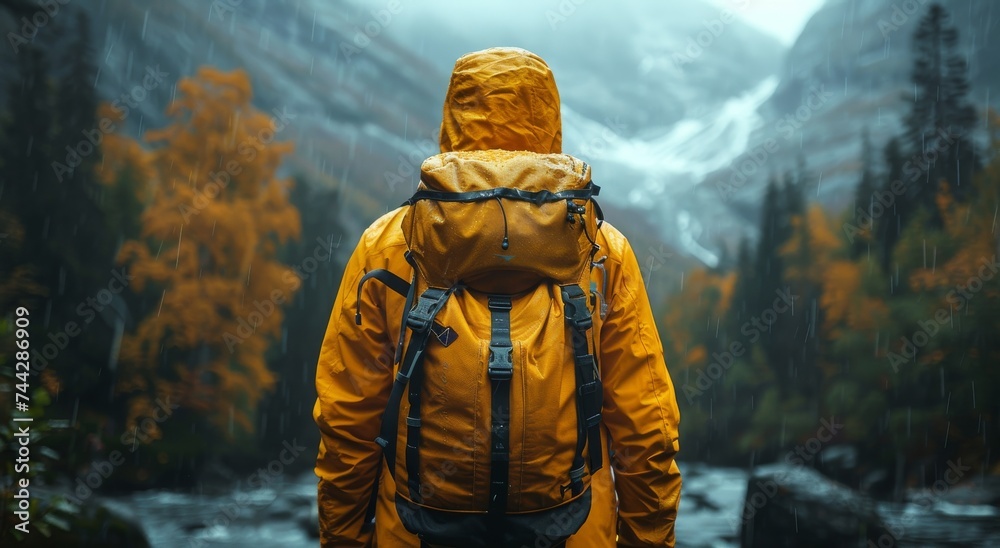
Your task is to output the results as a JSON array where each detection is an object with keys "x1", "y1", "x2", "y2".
[{"x1": 704, "y1": 0, "x2": 828, "y2": 44}]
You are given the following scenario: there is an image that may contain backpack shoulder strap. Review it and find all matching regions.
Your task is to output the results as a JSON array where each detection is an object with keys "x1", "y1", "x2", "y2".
[
  {"x1": 375, "y1": 285, "x2": 460, "y2": 499},
  {"x1": 560, "y1": 284, "x2": 604, "y2": 495},
  {"x1": 354, "y1": 268, "x2": 410, "y2": 324}
]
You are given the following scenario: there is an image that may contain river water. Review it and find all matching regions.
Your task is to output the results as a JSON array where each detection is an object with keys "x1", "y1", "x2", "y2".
[
  {"x1": 98, "y1": 463, "x2": 746, "y2": 547},
  {"x1": 99, "y1": 462, "x2": 999, "y2": 547}
]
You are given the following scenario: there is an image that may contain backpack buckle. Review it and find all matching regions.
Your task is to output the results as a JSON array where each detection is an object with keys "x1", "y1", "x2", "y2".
[
  {"x1": 407, "y1": 289, "x2": 449, "y2": 333},
  {"x1": 564, "y1": 295, "x2": 593, "y2": 330},
  {"x1": 488, "y1": 345, "x2": 514, "y2": 380}
]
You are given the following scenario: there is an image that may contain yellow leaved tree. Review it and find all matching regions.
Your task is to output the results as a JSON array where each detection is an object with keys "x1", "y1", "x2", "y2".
[{"x1": 117, "y1": 67, "x2": 301, "y2": 439}]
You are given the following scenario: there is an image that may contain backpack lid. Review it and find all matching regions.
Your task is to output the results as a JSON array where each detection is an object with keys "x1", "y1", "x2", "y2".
[{"x1": 402, "y1": 150, "x2": 600, "y2": 292}]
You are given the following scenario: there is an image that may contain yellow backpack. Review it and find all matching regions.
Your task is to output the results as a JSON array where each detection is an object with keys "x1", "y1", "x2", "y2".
[{"x1": 357, "y1": 150, "x2": 606, "y2": 547}]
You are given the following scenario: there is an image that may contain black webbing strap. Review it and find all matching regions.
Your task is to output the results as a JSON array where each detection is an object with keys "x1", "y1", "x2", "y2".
[
  {"x1": 355, "y1": 268, "x2": 410, "y2": 324},
  {"x1": 362, "y1": 463, "x2": 380, "y2": 532},
  {"x1": 394, "y1": 272, "x2": 417, "y2": 365},
  {"x1": 405, "y1": 348, "x2": 425, "y2": 502},
  {"x1": 375, "y1": 286, "x2": 456, "y2": 494},
  {"x1": 487, "y1": 294, "x2": 514, "y2": 521},
  {"x1": 561, "y1": 285, "x2": 603, "y2": 495},
  {"x1": 406, "y1": 183, "x2": 601, "y2": 206}
]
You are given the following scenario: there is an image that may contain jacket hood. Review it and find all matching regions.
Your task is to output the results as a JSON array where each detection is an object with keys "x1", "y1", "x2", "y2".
[{"x1": 439, "y1": 47, "x2": 562, "y2": 154}]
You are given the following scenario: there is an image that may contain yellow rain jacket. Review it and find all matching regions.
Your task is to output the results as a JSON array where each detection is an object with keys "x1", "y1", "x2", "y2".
[{"x1": 314, "y1": 47, "x2": 682, "y2": 547}]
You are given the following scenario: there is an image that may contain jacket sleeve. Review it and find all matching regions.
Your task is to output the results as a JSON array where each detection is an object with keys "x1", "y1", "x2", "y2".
[
  {"x1": 599, "y1": 238, "x2": 682, "y2": 547},
  {"x1": 313, "y1": 233, "x2": 395, "y2": 548}
]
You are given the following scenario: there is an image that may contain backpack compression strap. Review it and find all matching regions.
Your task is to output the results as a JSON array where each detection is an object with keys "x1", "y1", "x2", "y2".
[
  {"x1": 375, "y1": 286, "x2": 459, "y2": 501},
  {"x1": 404, "y1": 183, "x2": 600, "y2": 205},
  {"x1": 561, "y1": 285, "x2": 604, "y2": 495},
  {"x1": 486, "y1": 295, "x2": 514, "y2": 521}
]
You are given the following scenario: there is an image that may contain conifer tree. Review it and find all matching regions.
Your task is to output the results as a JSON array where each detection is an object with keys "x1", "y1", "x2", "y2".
[
  {"x1": 904, "y1": 3, "x2": 978, "y2": 220},
  {"x1": 851, "y1": 129, "x2": 877, "y2": 259}
]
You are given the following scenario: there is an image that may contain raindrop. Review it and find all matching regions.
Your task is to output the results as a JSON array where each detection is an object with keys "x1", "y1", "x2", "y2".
[
  {"x1": 157, "y1": 288, "x2": 166, "y2": 317},
  {"x1": 176, "y1": 224, "x2": 183, "y2": 268}
]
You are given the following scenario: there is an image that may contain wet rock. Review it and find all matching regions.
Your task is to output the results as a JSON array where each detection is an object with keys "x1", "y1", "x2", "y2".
[
  {"x1": 738, "y1": 463, "x2": 889, "y2": 547},
  {"x1": 299, "y1": 500, "x2": 320, "y2": 538}
]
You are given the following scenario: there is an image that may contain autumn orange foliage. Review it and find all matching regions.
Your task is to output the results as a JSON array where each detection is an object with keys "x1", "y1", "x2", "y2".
[{"x1": 116, "y1": 67, "x2": 301, "y2": 438}]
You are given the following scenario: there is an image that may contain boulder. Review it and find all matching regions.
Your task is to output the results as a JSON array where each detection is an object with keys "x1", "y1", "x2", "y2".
[{"x1": 739, "y1": 463, "x2": 889, "y2": 547}]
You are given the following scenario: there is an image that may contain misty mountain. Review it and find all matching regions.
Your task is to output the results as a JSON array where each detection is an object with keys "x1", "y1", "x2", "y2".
[
  {"x1": 689, "y1": 0, "x2": 998, "y2": 258},
  {"x1": 7, "y1": 0, "x2": 784, "y2": 279}
]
